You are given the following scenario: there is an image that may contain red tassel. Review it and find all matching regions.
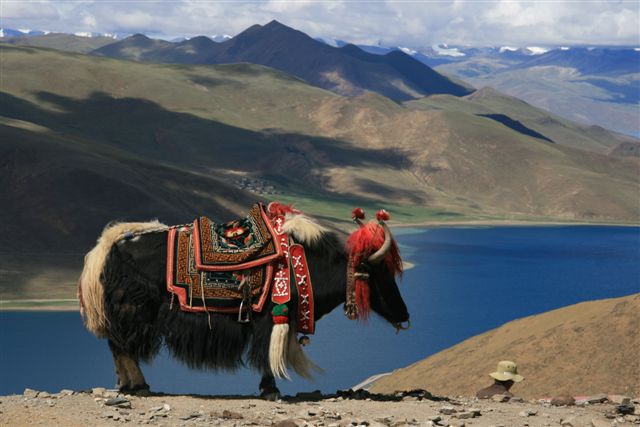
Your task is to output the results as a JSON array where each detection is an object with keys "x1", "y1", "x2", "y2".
[
  {"x1": 352, "y1": 207, "x2": 365, "y2": 220},
  {"x1": 355, "y1": 279, "x2": 370, "y2": 320}
]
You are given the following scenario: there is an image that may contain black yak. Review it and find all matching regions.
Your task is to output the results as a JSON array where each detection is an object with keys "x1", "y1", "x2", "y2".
[{"x1": 78, "y1": 203, "x2": 409, "y2": 398}]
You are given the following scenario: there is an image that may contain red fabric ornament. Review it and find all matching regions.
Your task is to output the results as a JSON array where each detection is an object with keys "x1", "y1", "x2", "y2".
[
  {"x1": 355, "y1": 278, "x2": 370, "y2": 320},
  {"x1": 352, "y1": 207, "x2": 365, "y2": 220},
  {"x1": 346, "y1": 222, "x2": 403, "y2": 278},
  {"x1": 267, "y1": 202, "x2": 302, "y2": 217},
  {"x1": 345, "y1": 221, "x2": 404, "y2": 319},
  {"x1": 376, "y1": 209, "x2": 390, "y2": 222}
]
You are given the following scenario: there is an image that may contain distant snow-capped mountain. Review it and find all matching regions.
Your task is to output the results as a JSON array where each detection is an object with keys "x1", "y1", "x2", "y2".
[
  {"x1": 0, "y1": 28, "x2": 48, "y2": 37},
  {"x1": 211, "y1": 34, "x2": 232, "y2": 43},
  {"x1": 1, "y1": 27, "x2": 123, "y2": 39}
]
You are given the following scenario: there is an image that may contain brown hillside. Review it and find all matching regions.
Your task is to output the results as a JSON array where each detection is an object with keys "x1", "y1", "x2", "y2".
[{"x1": 371, "y1": 294, "x2": 640, "y2": 399}]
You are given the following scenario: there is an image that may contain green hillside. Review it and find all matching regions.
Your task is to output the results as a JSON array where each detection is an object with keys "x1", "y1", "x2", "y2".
[
  {"x1": 1, "y1": 33, "x2": 117, "y2": 53},
  {"x1": 406, "y1": 87, "x2": 634, "y2": 154},
  {"x1": 2, "y1": 44, "x2": 639, "y2": 300}
]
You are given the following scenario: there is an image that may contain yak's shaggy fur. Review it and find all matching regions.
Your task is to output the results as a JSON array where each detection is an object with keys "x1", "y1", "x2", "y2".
[
  {"x1": 79, "y1": 221, "x2": 167, "y2": 337},
  {"x1": 79, "y1": 208, "x2": 406, "y2": 392}
]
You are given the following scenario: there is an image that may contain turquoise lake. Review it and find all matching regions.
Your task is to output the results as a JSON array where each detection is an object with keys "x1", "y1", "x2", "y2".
[{"x1": 1, "y1": 226, "x2": 638, "y2": 396}]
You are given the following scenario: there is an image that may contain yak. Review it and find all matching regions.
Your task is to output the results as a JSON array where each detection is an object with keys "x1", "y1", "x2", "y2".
[{"x1": 78, "y1": 203, "x2": 409, "y2": 398}]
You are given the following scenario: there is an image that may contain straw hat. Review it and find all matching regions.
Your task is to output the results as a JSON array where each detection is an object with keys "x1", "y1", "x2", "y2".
[{"x1": 489, "y1": 360, "x2": 524, "y2": 382}]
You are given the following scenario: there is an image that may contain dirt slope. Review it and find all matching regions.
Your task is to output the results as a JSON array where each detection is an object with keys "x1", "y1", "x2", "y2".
[{"x1": 371, "y1": 294, "x2": 640, "y2": 399}]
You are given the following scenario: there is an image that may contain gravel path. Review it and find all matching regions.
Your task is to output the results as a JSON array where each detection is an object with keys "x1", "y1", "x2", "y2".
[{"x1": 1, "y1": 388, "x2": 638, "y2": 427}]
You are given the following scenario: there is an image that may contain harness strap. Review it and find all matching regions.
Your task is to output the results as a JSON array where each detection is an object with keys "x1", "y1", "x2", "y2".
[
  {"x1": 344, "y1": 256, "x2": 358, "y2": 320},
  {"x1": 291, "y1": 244, "x2": 315, "y2": 334}
]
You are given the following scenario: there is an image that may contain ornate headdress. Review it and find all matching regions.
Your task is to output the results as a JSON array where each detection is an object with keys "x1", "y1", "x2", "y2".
[{"x1": 345, "y1": 208, "x2": 402, "y2": 320}]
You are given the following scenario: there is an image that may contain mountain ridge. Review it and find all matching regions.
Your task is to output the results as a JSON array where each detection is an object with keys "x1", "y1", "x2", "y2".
[{"x1": 90, "y1": 20, "x2": 473, "y2": 101}]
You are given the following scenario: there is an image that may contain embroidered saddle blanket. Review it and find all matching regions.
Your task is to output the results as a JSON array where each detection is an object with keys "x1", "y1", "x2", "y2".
[{"x1": 166, "y1": 203, "x2": 282, "y2": 313}]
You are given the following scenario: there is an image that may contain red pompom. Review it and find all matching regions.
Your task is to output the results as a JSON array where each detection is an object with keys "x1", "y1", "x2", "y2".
[
  {"x1": 352, "y1": 207, "x2": 365, "y2": 220},
  {"x1": 376, "y1": 209, "x2": 390, "y2": 222}
]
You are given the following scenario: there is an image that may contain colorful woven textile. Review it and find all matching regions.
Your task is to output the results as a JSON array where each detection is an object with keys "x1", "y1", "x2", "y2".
[
  {"x1": 194, "y1": 203, "x2": 282, "y2": 271},
  {"x1": 166, "y1": 203, "x2": 280, "y2": 313}
]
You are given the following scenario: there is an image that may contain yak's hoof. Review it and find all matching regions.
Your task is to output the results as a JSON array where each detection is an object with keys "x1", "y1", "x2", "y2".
[
  {"x1": 260, "y1": 389, "x2": 281, "y2": 401},
  {"x1": 121, "y1": 384, "x2": 151, "y2": 397}
]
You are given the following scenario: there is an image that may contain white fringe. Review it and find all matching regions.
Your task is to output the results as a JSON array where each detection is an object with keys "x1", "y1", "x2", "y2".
[
  {"x1": 78, "y1": 220, "x2": 167, "y2": 337},
  {"x1": 269, "y1": 323, "x2": 290, "y2": 379},
  {"x1": 283, "y1": 214, "x2": 327, "y2": 245}
]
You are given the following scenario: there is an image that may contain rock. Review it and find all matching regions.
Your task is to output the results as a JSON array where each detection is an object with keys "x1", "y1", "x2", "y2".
[
  {"x1": 439, "y1": 406, "x2": 456, "y2": 415},
  {"x1": 586, "y1": 394, "x2": 608, "y2": 404},
  {"x1": 509, "y1": 396, "x2": 524, "y2": 403},
  {"x1": 102, "y1": 410, "x2": 119, "y2": 419},
  {"x1": 91, "y1": 387, "x2": 106, "y2": 397},
  {"x1": 103, "y1": 390, "x2": 119, "y2": 398},
  {"x1": 59, "y1": 389, "x2": 74, "y2": 396},
  {"x1": 492, "y1": 394, "x2": 510, "y2": 402},
  {"x1": 519, "y1": 410, "x2": 537, "y2": 417},
  {"x1": 427, "y1": 416, "x2": 442, "y2": 423},
  {"x1": 149, "y1": 406, "x2": 164, "y2": 412},
  {"x1": 551, "y1": 396, "x2": 576, "y2": 406},
  {"x1": 326, "y1": 412, "x2": 342, "y2": 420},
  {"x1": 560, "y1": 416, "x2": 577, "y2": 426},
  {"x1": 222, "y1": 409, "x2": 243, "y2": 419},
  {"x1": 616, "y1": 403, "x2": 635, "y2": 415},
  {"x1": 23, "y1": 389, "x2": 39, "y2": 398},
  {"x1": 454, "y1": 411, "x2": 476, "y2": 419},
  {"x1": 179, "y1": 413, "x2": 202, "y2": 421},
  {"x1": 105, "y1": 397, "x2": 131, "y2": 408},
  {"x1": 163, "y1": 403, "x2": 171, "y2": 411},
  {"x1": 468, "y1": 408, "x2": 481, "y2": 416},
  {"x1": 273, "y1": 419, "x2": 306, "y2": 427},
  {"x1": 589, "y1": 418, "x2": 612, "y2": 427},
  {"x1": 609, "y1": 395, "x2": 632, "y2": 404},
  {"x1": 38, "y1": 391, "x2": 50, "y2": 398}
]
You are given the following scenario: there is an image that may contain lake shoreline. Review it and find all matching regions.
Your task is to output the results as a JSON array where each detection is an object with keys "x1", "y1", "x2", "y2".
[{"x1": 391, "y1": 219, "x2": 640, "y2": 228}]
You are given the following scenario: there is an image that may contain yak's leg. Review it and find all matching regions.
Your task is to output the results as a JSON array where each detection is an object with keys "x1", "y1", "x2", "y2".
[
  {"x1": 108, "y1": 340, "x2": 130, "y2": 390},
  {"x1": 259, "y1": 373, "x2": 281, "y2": 401},
  {"x1": 108, "y1": 340, "x2": 150, "y2": 396},
  {"x1": 120, "y1": 356, "x2": 150, "y2": 396}
]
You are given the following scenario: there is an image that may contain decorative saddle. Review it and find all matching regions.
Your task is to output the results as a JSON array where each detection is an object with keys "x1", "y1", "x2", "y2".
[{"x1": 166, "y1": 203, "x2": 284, "y2": 315}]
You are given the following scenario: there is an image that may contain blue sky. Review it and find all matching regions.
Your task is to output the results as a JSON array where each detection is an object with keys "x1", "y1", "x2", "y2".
[{"x1": 2, "y1": 1, "x2": 639, "y2": 47}]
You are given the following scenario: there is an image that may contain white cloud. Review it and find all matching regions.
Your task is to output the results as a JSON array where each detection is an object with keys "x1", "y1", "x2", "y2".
[{"x1": 1, "y1": 0, "x2": 638, "y2": 47}]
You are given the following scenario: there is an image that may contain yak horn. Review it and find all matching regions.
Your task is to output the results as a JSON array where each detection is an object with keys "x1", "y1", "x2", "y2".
[{"x1": 367, "y1": 222, "x2": 392, "y2": 265}]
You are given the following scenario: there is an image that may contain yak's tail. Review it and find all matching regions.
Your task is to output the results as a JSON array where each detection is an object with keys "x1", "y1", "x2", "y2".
[{"x1": 78, "y1": 221, "x2": 167, "y2": 338}]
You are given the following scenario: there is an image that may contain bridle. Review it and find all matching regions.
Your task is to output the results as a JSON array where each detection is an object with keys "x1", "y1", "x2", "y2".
[{"x1": 344, "y1": 208, "x2": 410, "y2": 333}]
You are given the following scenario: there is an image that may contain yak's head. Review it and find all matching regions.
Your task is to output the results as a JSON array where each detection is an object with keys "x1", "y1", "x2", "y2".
[{"x1": 345, "y1": 208, "x2": 410, "y2": 331}]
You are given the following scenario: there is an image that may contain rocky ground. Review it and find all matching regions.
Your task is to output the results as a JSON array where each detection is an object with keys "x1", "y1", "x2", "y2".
[{"x1": 0, "y1": 388, "x2": 637, "y2": 427}]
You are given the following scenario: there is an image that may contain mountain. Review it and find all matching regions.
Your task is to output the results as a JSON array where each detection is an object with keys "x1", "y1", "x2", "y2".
[
  {"x1": 0, "y1": 28, "x2": 47, "y2": 37},
  {"x1": 0, "y1": 33, "x2": 118, "y2": 53},
  {"x1": 434, "y1": 47, "x2": 640, "y2": 138},
  {"x1": 91, "y1": 20, "x2": 473, "y2": 101},
  {"x1": 2, "y1": 45, "x2": 639, "y2": 296},
  {"x1": 516, "y1": 47, "x2": 640, "y2": 76},
  {"x1": 406, "y1": 86, "x2": 635, "y2": 155},
  {"x1": 370, "y1": 293, "x2": 640, "y2": 399}
]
